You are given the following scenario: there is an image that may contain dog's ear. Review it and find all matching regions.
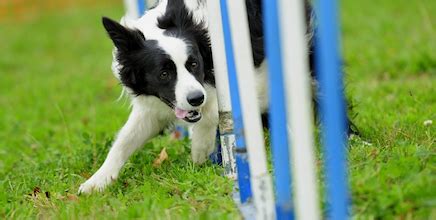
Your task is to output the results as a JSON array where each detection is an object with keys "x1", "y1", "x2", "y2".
[{"x1": 102, "y1": 17, "x2": 145, "y2": 51}]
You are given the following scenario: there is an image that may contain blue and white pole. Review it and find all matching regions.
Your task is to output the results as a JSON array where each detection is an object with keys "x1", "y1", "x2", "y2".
[
  {"x1": 264, "y1": 0, "x2": 321, "y2": 219},
  {"x1": 263, "y1": 0, "x2": 294, "y2": 218},
  {"x1": 277, "y1": 0, "x2": 323, "y2": 219},
  {"x1": 206, "y1": 0, "x2": 237, "y2": 178},
  {"x1": 216, "y1": 0, "x2": 254, "y2": 206},
  {"x1": 123, "y1": 0, "x2": 147, "y2": 19},
  {"x1": 315, "y1": 0, "x2": 350, "y2": 219},
  {"x1": 225, "y1": 0, "x2": 276, "y2": 218}
]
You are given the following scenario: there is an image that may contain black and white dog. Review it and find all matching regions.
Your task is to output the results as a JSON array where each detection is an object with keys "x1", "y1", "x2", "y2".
[{"x1": 79, "y1": 0, "x2": 342, "y2": 194}]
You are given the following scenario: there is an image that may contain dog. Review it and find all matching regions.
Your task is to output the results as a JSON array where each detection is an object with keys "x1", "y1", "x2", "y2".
[{"x1": 78, "y1": 0, "x2": 346, "y2": 194}]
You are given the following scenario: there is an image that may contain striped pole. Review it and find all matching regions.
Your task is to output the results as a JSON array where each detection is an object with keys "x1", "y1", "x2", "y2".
[
  {"x1": 218, "y1": 0, "x2": 253, "y2": 204},
  {"x1": 123, "y1": 0, "x2": 145, "y2": 19},
  {"x1": 278, "y1": 0, "x2": 321, "y2": 219},
  {"x1": 315, "y1": 0, "x2": 350, "y2": 219},
  {"x1": 226, "y1": 0, "x2": 275, "y2": 219},
  {"x1": 206, "y1": 0, "x2": 237, "y2": 178},
  {"x1": 262, "y1": 0, "x2": 294, "y2": 219}
]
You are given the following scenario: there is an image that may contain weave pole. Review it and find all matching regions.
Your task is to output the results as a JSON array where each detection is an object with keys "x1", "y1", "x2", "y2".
[
  {"x1": 315, "y1": 0, "x2": 350, "y2": 219},
  {"x1": 264, "y1": 0, "x2": 321, "y2": 218},
  {"x1": 123, "y1": 0, "x2": 145, "y2": 19},
  {"x1": 279, "y1": 0, "x2": 321, "y2": 219},
  {"x1": 226, "y1": 0, "x2": 275, "y2": 219},
  {"x1": 206, "y1": 0, "x2": 237, "y2": 178},
  {"x1": 218, "y1": 0, "x2": 253, "y2": 206},
  {"x1": 262, "y1": 0, "x2": 294, "y2": 219},
  {"x1": 137, "y1": 0, "x2": 146, "y2": 17}
]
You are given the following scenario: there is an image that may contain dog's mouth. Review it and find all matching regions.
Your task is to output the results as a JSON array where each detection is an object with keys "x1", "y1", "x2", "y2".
[
  {"x1": 159, "y1": 97, "x2": 202, "y2": 123},
  {"x1": 175, "y1": 107, "x2": 202, "y2": 123}
]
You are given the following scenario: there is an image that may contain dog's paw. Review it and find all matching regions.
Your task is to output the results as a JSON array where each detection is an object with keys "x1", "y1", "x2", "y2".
[
  {"x1": 78, "y1": 172, "x2": 116, "y2": 194},
  {"x1": 191, "y1": 145, "x2": 215, "y2": 164}
]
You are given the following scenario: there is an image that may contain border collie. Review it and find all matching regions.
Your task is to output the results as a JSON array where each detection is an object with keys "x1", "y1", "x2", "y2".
[{"x1": 79, "y1": 0, "x2": 323, "y2": 194}]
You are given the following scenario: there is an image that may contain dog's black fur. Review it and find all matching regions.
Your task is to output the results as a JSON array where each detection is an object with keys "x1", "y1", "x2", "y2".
[
  {"x1": 157, "y1": 0, "x2": 215, "y2": 85},
  {"x1": 102, "y1": 18, "x2": 177, "y2": 102}
]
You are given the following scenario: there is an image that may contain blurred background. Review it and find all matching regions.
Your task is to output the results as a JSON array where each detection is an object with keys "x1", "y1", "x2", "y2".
[
  {"x1": 0, "y1": 0, "x2": 434, "y2": 219},
  {"x1": 0, "y1": 0, "x2": 127, "y2": 164}
]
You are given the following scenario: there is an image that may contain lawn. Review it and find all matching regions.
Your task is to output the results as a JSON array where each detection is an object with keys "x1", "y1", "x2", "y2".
[{"x1": 0, "y1": 0, "x2": 434, "y2": 219}]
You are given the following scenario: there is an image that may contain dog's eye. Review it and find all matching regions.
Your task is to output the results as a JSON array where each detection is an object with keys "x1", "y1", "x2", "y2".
[
  {"x1": 190, "y1": 62, "x2": 198, "y2": 69},
  {"x1": 159, "y1": 71, "x2": 169, "y2": 80}
]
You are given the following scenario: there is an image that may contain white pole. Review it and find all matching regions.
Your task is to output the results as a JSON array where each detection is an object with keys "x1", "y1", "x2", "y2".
[
  {"x1": 279, "y1": 0, "x2": 321, "y2": 219},
  {"x1": 226, "y1": 1, "x2": 275, "y2": 219},
  {"x1": 206, "y1": 0, "x2": 237, "y2": 178},
  {"x1": 123, "y1": 0, "x2": 140, "y2": 19}
]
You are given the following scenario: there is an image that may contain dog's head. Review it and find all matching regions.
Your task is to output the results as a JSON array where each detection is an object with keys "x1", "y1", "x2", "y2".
[{"x1": 102, "y1": 14, "x2": 212, "y2": 123}]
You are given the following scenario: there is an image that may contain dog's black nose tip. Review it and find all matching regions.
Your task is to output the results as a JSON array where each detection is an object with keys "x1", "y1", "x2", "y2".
[{"x1": 187, "y1": 91, "x2": 204, "y2": 107}]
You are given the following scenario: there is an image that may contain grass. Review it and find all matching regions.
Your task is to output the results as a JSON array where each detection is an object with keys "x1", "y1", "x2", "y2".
[{"x1": 0, "y1": 0, "x2": 434, "y2": 219}]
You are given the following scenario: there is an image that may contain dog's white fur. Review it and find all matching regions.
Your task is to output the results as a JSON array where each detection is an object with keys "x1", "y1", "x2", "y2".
[{"x1": 79, "y1": 0, "x2": 267, "y2": 194}]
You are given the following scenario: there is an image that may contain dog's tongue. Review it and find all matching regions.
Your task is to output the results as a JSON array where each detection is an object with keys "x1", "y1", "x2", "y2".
[{"x1": 175, "y1": 107, "x2": 189, "y2": 119}]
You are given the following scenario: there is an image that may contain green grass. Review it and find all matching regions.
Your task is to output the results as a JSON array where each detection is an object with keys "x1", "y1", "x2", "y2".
[{"x1": 0, "y1": 0, "x2": 434, "y2": 219}]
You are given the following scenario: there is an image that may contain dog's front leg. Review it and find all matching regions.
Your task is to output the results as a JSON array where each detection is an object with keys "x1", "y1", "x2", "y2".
[
  {"x1": 190, "y1": 90, "x2": 219, "y2": 164},
  {"x1": 78, "y1": 105, "x2": 166, "y2": 194},
  {"x1": 191, "y1": 118, "x2": 218, "y2": 164}
]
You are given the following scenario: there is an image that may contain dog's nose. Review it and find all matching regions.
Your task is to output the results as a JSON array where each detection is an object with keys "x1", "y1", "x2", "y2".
[{"x1": 187, "y1": 91, "x2": 204, "y2": 107}]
